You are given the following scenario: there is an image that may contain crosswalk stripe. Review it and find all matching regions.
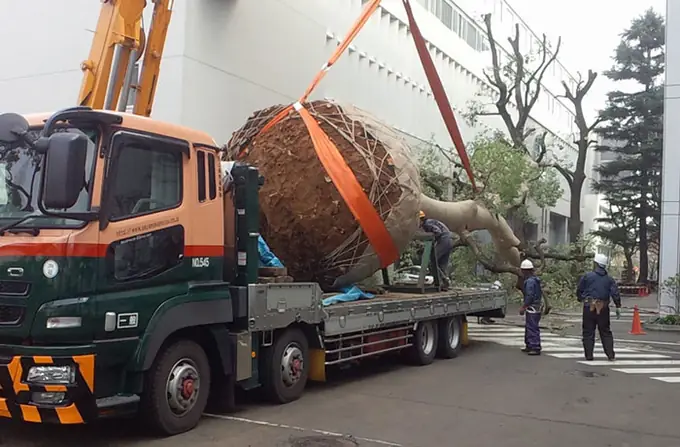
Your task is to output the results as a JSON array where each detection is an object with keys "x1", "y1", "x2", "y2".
[
  {"x1": 549, "y1": 353, "x2": 668, "y2": 359},
  {"x1": 543, "y1": 347, "x2": 636, "y2": 353},
  {"x1": 651, "y1": 377, "x2": 680, "y2": 383},
  {"x1": 469, "y1": 334, "x2": 568, "y2": 340},
  {"x1": 580, "y1": 360, "x2": 680, "y2": 366},
  {"x1": 613, "y1": 368, "x2": 680, "y2": 374},
  {"x1": 472, "y1": 338, "x2": 562, "y2": 348}
]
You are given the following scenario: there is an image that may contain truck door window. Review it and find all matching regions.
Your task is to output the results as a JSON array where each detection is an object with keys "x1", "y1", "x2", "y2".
[
  {"x1": 197, "y1": 150, "x2": 206, "y2": 202},
  {"x1": 208, "y1": 153, "x2": 217, "y2": 200},
  {"x1": 109, "y1": 144, "x2": 182, "y2": 220},
  {"x1": 109, "y1": 225, "x2": 185, "y2": 281}
]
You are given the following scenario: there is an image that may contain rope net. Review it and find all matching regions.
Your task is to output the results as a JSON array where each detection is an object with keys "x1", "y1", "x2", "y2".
[{"x1": 225, "y1": 100, "x2": 421, "y2": 289}]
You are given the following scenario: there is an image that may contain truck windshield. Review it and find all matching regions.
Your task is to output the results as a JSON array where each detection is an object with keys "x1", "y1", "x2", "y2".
[{"x1": 0, "y1": 127, "x2": 98, "y2": 229}]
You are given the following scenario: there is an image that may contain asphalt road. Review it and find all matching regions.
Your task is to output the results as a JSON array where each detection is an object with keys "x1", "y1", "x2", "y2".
[{"x1": 3, "y1": 330, "x2": 680, "y2": 447}]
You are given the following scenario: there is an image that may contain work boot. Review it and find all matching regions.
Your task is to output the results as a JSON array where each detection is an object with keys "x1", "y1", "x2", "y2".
[
  {"x1": 521, "y1": 347, "x2": 531, "y2": 353},
  {"x1": 527, "y1": 350, "x2": 541, "y2": 356}
]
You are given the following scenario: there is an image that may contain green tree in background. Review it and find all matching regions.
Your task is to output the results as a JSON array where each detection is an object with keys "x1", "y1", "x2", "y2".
[{"x1": 595, "y1": 8, "x2": 665, "y2": 283}]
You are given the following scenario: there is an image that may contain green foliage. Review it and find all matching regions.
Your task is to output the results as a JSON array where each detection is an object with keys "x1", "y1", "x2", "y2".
[
  {"x1": 468, "y1": 136, "x2": 562, "y2": 214},
  {"x1": 660, "y1": 274, "x2": 680, "y2": 315}
]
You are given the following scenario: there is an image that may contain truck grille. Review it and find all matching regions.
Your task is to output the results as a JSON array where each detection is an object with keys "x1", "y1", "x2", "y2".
[
  {"x1": 0, "y1": 305, "x2": 24, "y2": 325},
  {"x1": 0, "y1": 280, "x2": 29, "y2": 296}
]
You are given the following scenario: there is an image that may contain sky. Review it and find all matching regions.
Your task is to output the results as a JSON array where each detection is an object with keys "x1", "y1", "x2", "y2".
[{"x1": 508, "y1": 0, "x2": 666, "y2": 121}]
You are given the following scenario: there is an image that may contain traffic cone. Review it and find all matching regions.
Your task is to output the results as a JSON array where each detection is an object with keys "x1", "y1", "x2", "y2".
[{"x1": 629, "y1": 305, "x2": 646, "y2": 335}]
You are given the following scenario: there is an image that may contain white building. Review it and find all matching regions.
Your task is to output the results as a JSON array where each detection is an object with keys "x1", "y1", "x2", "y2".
[{"x1": 0, "y1": 0, "x2": 598, "y2": 245}]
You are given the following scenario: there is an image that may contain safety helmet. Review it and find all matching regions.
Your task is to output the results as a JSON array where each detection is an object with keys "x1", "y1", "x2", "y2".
[
  {"x1": 520, "y1": 259, "x2": 534, "y2": 270},
  {"x1": 419, "y1": 210, "x2": 425, "y2": 218},
  {"x1": 593, "y1": 253, "x2": 608, "y2": 267}
]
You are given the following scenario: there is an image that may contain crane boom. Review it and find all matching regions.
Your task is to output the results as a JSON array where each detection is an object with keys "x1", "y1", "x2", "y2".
[{"x1": 77, "y1": 0, "x2": 172, "y2": 116}]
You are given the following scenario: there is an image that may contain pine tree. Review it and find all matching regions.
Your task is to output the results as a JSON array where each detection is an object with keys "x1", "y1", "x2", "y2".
[{"x1": 595, "y1": 8, "x2": 664, "y2": 283}]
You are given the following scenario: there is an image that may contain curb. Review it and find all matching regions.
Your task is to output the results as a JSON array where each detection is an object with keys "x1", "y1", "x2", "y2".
[{"x1": 641, "y1": 322, "x2": 680, "y2": 332}]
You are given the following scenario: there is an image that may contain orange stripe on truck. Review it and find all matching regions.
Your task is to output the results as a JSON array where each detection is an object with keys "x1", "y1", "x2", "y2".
[{"x1": 0, "y1": 243, "x2": 223, "y2": 258}]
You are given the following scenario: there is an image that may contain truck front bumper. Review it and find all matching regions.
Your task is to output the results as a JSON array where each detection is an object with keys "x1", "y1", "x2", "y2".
[{"x1": 0, "y1": 353, "x2": 97, "y2": 424}]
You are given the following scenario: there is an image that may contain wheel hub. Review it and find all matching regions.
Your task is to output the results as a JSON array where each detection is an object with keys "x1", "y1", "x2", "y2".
[
  {"x1": 420, "y1": 322, "x2": 435, "y2": 355},
  {"x1": 166, "y1": 358, "x2": 200, "y2": 416},
  {"x1": 281, "y1": 343, "x2": 304, "y2": 387}
]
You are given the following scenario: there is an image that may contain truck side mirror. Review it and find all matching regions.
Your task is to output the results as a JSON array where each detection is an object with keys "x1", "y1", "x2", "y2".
[
  {"x1": 42, "y1": 133, "x2": 88, "y2": 210},
  {"x1": 0, "y1": 113, "x2": 29, "y2": 144}
]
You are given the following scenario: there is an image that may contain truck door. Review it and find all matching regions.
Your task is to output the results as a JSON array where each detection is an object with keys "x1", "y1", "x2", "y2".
[{"x1": 93, "y1": 130, "x2": 191, "y2": 342}]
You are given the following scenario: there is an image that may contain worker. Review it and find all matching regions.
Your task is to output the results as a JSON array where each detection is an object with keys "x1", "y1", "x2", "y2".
[
  {"x1": 577, "y1": 253, "x2": 621, "y2": 361},
  {"x1": 419, "y1": 211, "x2": 453, "y2": 290},
  {"x1": 519, "y1": 259, "x2": 542, "y2": 355}
]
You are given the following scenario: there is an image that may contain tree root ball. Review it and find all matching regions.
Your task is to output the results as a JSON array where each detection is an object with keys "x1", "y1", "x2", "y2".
[{"x1": 226, "y1": 100, "x2": 421, "y2": 289}]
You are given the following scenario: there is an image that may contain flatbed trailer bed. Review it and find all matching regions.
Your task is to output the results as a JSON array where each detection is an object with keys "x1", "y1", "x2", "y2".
[{"x1": 243, "y1": 282, "x2": 507, "y2": 371}]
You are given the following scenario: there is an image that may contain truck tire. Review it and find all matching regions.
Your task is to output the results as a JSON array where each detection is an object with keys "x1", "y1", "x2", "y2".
[
  {"x1": 406, "y1": 320, "x2": 438, "y2": 365},
  {"x1": 436, "y1": 316, "x2": 462, "y2": 359},
  {"x1": 261, "y1": 327, "x2": 309, "y2": 404},
  {"x1": 141, "y1": 339, "x2": 211, "y2": 436}
]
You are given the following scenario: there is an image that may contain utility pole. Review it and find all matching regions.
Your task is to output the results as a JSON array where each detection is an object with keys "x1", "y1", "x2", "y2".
[{"x1": 658, "y1": 0, "x2": 679, "y2": 314}]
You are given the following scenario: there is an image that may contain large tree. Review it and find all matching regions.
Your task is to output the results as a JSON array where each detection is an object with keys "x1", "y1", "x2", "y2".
[
  {"x1": 471, "y1": 14, "x2": 599, "y2": 244},
  {"x1": 595, "y1": 8, "x2": 665, "y2": 283},
  {"x1": 592, "y1": 189, "x2": 639, "y2": 282}
]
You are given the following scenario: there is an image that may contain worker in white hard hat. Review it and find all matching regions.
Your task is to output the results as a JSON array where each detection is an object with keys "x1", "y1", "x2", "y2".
[
  {"x1": 519, "y1": 259, "x2": 542, "y2": 355},
  {"x1": 576, "y1": 253, "x2": 621, "y2": 361}
]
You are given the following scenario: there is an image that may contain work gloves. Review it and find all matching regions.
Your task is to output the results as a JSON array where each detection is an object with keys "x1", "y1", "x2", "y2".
[{"x1": 616, "y1": 308, "x2": 621, "y2": 320}]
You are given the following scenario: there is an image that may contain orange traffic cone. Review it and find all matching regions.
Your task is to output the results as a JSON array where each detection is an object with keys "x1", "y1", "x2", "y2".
[{"x1": 629, "y1": 305, "x2": 646, "y2": 335}]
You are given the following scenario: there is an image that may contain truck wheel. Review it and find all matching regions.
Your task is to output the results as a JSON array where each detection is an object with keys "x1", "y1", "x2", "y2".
[
  {"x1": 141, "y1": 339, "x2": 211, "y2": 436},
  {"x1": 406, "y1": 320, "x2": 438, "y2": 365},
  {"x1": 261, "y1": 327, "x2": 309, "y2": 404},
  {"x1": 436, "y1": 316, "x2": 462, "y2": 359}
]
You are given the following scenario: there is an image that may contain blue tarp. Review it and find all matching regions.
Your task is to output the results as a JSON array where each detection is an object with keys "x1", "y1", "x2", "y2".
[
  {"x1": 258, "y1": 236, "x2": 284, "y2": 268},
  {"x1": 322, "y1": 285, "x2": 375, "y2": 306}
]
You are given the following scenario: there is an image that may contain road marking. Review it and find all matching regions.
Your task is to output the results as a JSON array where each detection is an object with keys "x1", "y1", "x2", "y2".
[
  {"x1": 550, "y1": 353, "x2": 669, "y2": 359},
  {"x1": 543, "y1": 347, "x2": 636, "y2": 353},
  {"x1": 613, "y1": 368, "x2": 680, "y2": 374},
  {"x1": 651, "y1": 376, "x2": 680, "y2": 383},
  {"x1": 474, "y1": 338, "x2": 563, "y2": 348},
  {"x1": 203, "y1": 414, "x2": 403, "y2": 446},
  {"x1": 579, "y1": 359, "x2": 680, "y2": 366}
]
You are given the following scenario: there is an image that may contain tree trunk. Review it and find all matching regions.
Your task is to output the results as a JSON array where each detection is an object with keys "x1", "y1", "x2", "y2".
[
  {"x1": 638, "y1": 206, "x2": 649, "y2": 283},
  {"x1": 624, "y1": 251, "x2": 634, "y2": 283},
  {"x1": 568, "y1": 175, "x2": 585, "y2": 243}
]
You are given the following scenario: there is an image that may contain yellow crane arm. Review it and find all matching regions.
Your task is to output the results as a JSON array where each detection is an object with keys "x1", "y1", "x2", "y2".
[{"x1": 78, "y1": 0, "x2": 173, "y2": 117}]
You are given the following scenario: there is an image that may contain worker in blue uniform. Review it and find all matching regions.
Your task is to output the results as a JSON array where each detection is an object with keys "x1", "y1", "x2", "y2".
[
  {"x1": 519, "y1": 259, "x2": 542, "y2": 355},
  {"x1": 419, "y1": 211, "x2": 453, "y2": 290},
  {"x1": 577, "y1": 253, "x2": 621, "y2": 361}
]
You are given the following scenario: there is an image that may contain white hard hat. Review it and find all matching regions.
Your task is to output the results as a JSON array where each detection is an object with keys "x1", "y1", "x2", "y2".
[
  {"x1": 520, "y1": 259, "x2": 534, "y2": 270},
  {"x1": 594, "y1": 253, "x2": 608, "y2": 267}
]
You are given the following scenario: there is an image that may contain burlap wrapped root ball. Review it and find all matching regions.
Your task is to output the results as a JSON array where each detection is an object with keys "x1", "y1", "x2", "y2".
[
  {"x1": 225, "y1": 100, "x2": 523, "y2": 290},
  {"x1": 226, "y1": 100, "x2": 422, "y2": 290}
]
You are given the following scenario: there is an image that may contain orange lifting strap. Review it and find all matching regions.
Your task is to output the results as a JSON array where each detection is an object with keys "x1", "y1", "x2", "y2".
[{"x1": 247, "y1": 0, "x2": 478, "y2": 267}]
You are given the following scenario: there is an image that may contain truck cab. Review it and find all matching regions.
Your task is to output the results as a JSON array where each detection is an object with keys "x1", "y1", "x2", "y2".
[{"x1": 0, "y1": 106, "x2": 238, "y2": 433}]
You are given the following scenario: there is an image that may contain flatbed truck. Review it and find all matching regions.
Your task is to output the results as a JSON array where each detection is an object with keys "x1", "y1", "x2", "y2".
[{"x1": 0, "y1": 0, "x2": 507, "y2": 436}]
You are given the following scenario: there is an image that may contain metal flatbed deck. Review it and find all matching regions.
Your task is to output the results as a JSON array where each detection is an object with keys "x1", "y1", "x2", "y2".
[
  {"x1": 247, "y1": 283, "x2": 507, "y2": 336},
  {"x1": 321, "y1": 287, "x2": 507, "y2": 335}
]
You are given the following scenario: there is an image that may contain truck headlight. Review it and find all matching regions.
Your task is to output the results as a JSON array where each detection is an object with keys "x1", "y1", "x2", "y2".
[
  {"x1": 46, "y1": 316, "x2": 82, "y2": 329},
  {"x1": 27, "y1": 365, "x2": 75, "y2": 384}
]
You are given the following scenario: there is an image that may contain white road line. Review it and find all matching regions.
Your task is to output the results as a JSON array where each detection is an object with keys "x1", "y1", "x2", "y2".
[
  {"x1": 543, "y1": 347, "x2": 637, "y2": 353},
  {"x1": 469, "y1": 334, "x2": 570, "y2": 340},
  {"x1": 474, "y1": 339, "x2": 563, "y2": 348},
  {"x1": 203, "y1": 414, "x2": 403, "y2": 446},
  {"x1": 613, "y1": 368, "x2": 680, "y2": 374},
  {"x1": 651, "y1": 377, "x2": 680, "y2": 383},
  {"x1": 580, "y1": 360, "x2": 680, "y2": 366},
  {"x1": 550, "y1": 353, "x2": 669, "y2": 359}
]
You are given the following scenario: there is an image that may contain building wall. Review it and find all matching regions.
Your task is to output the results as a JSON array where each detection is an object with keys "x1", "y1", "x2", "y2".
[{"x1": 0, "y1": 0, "x2": 598, "y2": 242}]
